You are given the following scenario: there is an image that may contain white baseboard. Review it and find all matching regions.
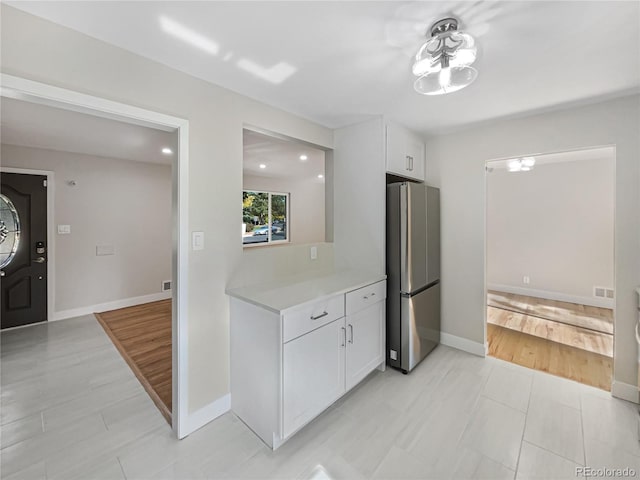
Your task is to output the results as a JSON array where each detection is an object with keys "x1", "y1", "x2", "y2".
[
  {"x1": 51, "y1": 291, "x2": 172, "y2": 321},
  {"x1": 185, "y1": 393, "x2": 231, "y2": 436},
  {"x1": 440, "y1": 332, "x2": 486, "y2": 357},
  {"x1": 487, "y1": 283, "x2": 614, "y2": 309},
  {"x1": 611, "y1": 381, "x2": 639, "y2": 404}
]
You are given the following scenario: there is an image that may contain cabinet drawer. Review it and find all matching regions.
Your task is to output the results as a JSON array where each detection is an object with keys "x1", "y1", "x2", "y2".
[
  {"x1": 346, "y1": 280, "x2": 387, "y2": 316},
  {"x1": 283, "y1": 295, "x2": 345, "y2": 343}
]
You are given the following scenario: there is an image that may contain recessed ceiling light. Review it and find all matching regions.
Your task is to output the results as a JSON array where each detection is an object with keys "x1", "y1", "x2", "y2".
[
  {"x1": 317, "y1": 174, "x2": 324, "y2": 179},
  {"x1": 162, "y1": 147, "x2": 173, "y2": 155},
  {"x1": 299, "y1": 154, "x2": 308, "y2": 161},
  {"x1": 259, "y1": 164, "x2": 267, "y2": 169}
]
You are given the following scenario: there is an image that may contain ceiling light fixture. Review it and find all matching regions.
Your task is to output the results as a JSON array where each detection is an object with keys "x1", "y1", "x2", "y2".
[
  {"x1": 259, "y1": 164, "x2": 267, "y2": 169},
  {"x1": 162, "y1": 147, "x2": 173, "y2": 155},
  {"x1": 507, "y1": 157, "x2": 536, "y2": 172},
  {"x1": 413, "y1": 18, "x2": 478, "y2": 96},
  {"x1": 299, "y1": 154, "x2": 308, "y2": 161}
]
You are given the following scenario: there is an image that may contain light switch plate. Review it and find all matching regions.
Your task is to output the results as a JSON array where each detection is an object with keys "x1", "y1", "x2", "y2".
[
  {"x1": 310, "y1": 246, "x2": 317, "y2": 260},
  {"x1": 192, "y1": 231, "x2": 205, "y2": 251},
  {"x1": 57, "y1": 224, "x2": 71, "y2": 234}
]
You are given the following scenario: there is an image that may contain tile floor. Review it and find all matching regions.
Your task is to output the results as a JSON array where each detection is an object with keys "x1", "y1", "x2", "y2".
[{"x1": 2, "y1": 315, "x2": 639, "y2": 479}]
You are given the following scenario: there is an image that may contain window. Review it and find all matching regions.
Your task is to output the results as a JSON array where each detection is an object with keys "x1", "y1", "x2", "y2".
[{"x1": 242, "y1": 190, "x2": 289, "y2": 246}]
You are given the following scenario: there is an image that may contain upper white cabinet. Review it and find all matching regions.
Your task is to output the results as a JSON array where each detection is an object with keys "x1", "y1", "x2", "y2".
[{"x1": 386, "y1": 121, "x2": 426, "y2": 182}]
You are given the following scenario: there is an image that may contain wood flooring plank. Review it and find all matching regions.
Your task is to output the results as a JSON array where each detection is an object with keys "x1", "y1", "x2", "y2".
[
  {"x1": 94, "y1": 299, "x2": 171, "y2": 424},
  {"x1": 487, "y1": 324, "x2": 611, "y2": 391},
  {"x1": 487, "y1": 290, "x2": 613, "y2": 334},
  {"x1": 487, "y1": 304, "x2": 613, "y2": 357}
]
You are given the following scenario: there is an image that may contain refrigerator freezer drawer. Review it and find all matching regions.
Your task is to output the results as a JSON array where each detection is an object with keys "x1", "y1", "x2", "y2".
[{"x1": 401, "y1": 283, "x2": 440, "y2": 372}]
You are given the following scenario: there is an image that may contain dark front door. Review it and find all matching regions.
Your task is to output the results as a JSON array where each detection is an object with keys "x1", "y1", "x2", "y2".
[{"x1": 1, "y1": 173, "x2": 48, "y2": 329}]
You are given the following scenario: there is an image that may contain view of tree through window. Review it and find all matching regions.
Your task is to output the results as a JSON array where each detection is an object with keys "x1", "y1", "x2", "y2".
[{"x1": 243, "y1": 191, "x2": 288, "y2": 245}]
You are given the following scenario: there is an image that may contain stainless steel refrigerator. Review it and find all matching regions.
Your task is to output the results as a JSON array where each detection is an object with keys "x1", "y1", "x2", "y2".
[{"x1": 386, "y1": 182, "x2": 440, "y2": 373}]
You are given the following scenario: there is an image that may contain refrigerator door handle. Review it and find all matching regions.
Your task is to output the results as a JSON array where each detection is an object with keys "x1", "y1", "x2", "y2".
[{"x1": 400, "y1": 184, "x2": 410, "y2": 293}]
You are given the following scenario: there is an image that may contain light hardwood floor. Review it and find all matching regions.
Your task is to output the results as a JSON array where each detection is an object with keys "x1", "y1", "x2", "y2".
[
  {"x1": 488, "y1": 290, "x2": 613, "y2": 334},
  {"x1": 487, "y1": 324, "x2": 612, "y2": 391},
  {"x1": 94, "y1": 299, "x2": 171, "y2": 423},
  {"x1": 487, "y1": 292, "x2": 613, "y2": 390},
  {"x1": 488, "y1": 306, "x2": 613, "y2": 357}
]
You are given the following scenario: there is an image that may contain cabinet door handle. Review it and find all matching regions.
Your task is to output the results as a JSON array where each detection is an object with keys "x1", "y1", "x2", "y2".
[
  {"x1": 341, "y1": 327, "x2": 346, "y2": 347},
  {"x1": 348, "y1": 324, "x2": 354, "y2": 344},
  {"x1": 363, "y1": 292, "x2": 376, "y2": 300},
  {"x1": 406, "y1": 155, "x2": 411, "y2": 171},
  {"x1": 410, "y1": 156, "x2": 414, "y2": 171},
  {"x1": 310, "y1": 311, "x2": 328, "y2": 320}
]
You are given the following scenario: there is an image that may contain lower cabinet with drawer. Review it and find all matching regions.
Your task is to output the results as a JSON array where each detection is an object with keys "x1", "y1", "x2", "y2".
[{"x1": 230, "y1": 279, "x2": 386, "y2": 449}]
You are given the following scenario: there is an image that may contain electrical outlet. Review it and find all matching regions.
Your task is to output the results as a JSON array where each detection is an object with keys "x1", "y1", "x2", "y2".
[
  {"x1": 310, "y1": 246, "x2": 318, "y2": 260},
  {"x1": 523, "y1": 276, "x2": 530, "y2": 285}
]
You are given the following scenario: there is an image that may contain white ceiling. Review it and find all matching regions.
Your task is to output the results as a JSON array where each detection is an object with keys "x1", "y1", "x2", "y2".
[
  {"x1": 243, "y1": 129, "x2": 325, "y2": 181},
  {"x1": 1, "y1": 97, "x2": 177, "y2": 164},
  {"x1": 7, "y1": 1, "x2": 640, "y2": 134}
]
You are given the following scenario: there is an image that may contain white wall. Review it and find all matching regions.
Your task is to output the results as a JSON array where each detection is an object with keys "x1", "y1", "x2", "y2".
[
  {"x1": 333, "y1": 118, "x2": 386, "y2": 276},
  {"x1": 1, "y1": 143, "x2": 172, "y2": 315},
  {"x1": 228, "y1": 243, "x2": 335, "y2": 290},
  {"x1": 0, "y1": 6, "x2": 334, "y2": 415},
  {"x1": 243, "y1": 173, "x2": 325, "y2": 245},
  {"x1": 426, "y1": 95, "x2": 640, "y2": 391},
  {"x1": 487, "y1": 155, "x2": 614, "y2": 305}
]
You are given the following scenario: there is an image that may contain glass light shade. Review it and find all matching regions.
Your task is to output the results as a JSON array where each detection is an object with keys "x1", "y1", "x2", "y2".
[
  {"x1": 508, "y1": 159, "x2": 521, "y2": 170},
  {"x1": 414, "y1": 65, "x2": 477, "y2": 95},
  {"x1": 412, "y1": 31, "x2": 477, "y2": 77}
]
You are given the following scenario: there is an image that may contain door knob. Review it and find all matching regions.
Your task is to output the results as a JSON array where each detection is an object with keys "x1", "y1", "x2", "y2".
[{"x1": 34, "y1": 257, "x2": 46, "y2": 264}]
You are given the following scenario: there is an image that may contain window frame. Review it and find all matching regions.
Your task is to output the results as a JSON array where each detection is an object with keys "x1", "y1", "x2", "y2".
[{"x1": 242, "y1": 189, "x2": 290, "y2": 248}]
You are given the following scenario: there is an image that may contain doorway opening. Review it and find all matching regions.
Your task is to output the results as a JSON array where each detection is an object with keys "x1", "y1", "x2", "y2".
[
  {"x1": 0, "y1": 74, "x2": 189, "y2": 437},
  {"x1": 485, "y1": 146, "x2": 615, "y2": 390}
]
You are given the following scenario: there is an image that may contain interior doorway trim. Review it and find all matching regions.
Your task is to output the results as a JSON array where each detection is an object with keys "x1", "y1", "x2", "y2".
[
  {"x1": 0, "y1": 167, "x2": 55, "y2": 323},
  {"x1": 0, "y1": 73, "x2": 190, "y2": 439}
]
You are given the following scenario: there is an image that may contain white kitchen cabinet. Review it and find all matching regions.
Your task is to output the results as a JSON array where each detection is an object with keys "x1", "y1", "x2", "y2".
[
  {"x1": 228, "y1": 274, "x2": 386, "y2": 450},
  {"x1": 386, "y1": 121, "x2": 426, "y2": 182},
  {"x1": 283, "y1": 317, "x2": 345, "y2": 438},
  {"x1": 345, "y1": 280, "x2": 386, "y2": 390},
  {"x1": 345, "y1": 301, "x2": 385, "y2": 390}
]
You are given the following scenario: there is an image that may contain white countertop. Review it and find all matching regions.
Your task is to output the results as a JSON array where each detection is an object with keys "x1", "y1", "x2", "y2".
[{"x1": 226, "y1": 269, "x2": 386, "y2": 314}]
